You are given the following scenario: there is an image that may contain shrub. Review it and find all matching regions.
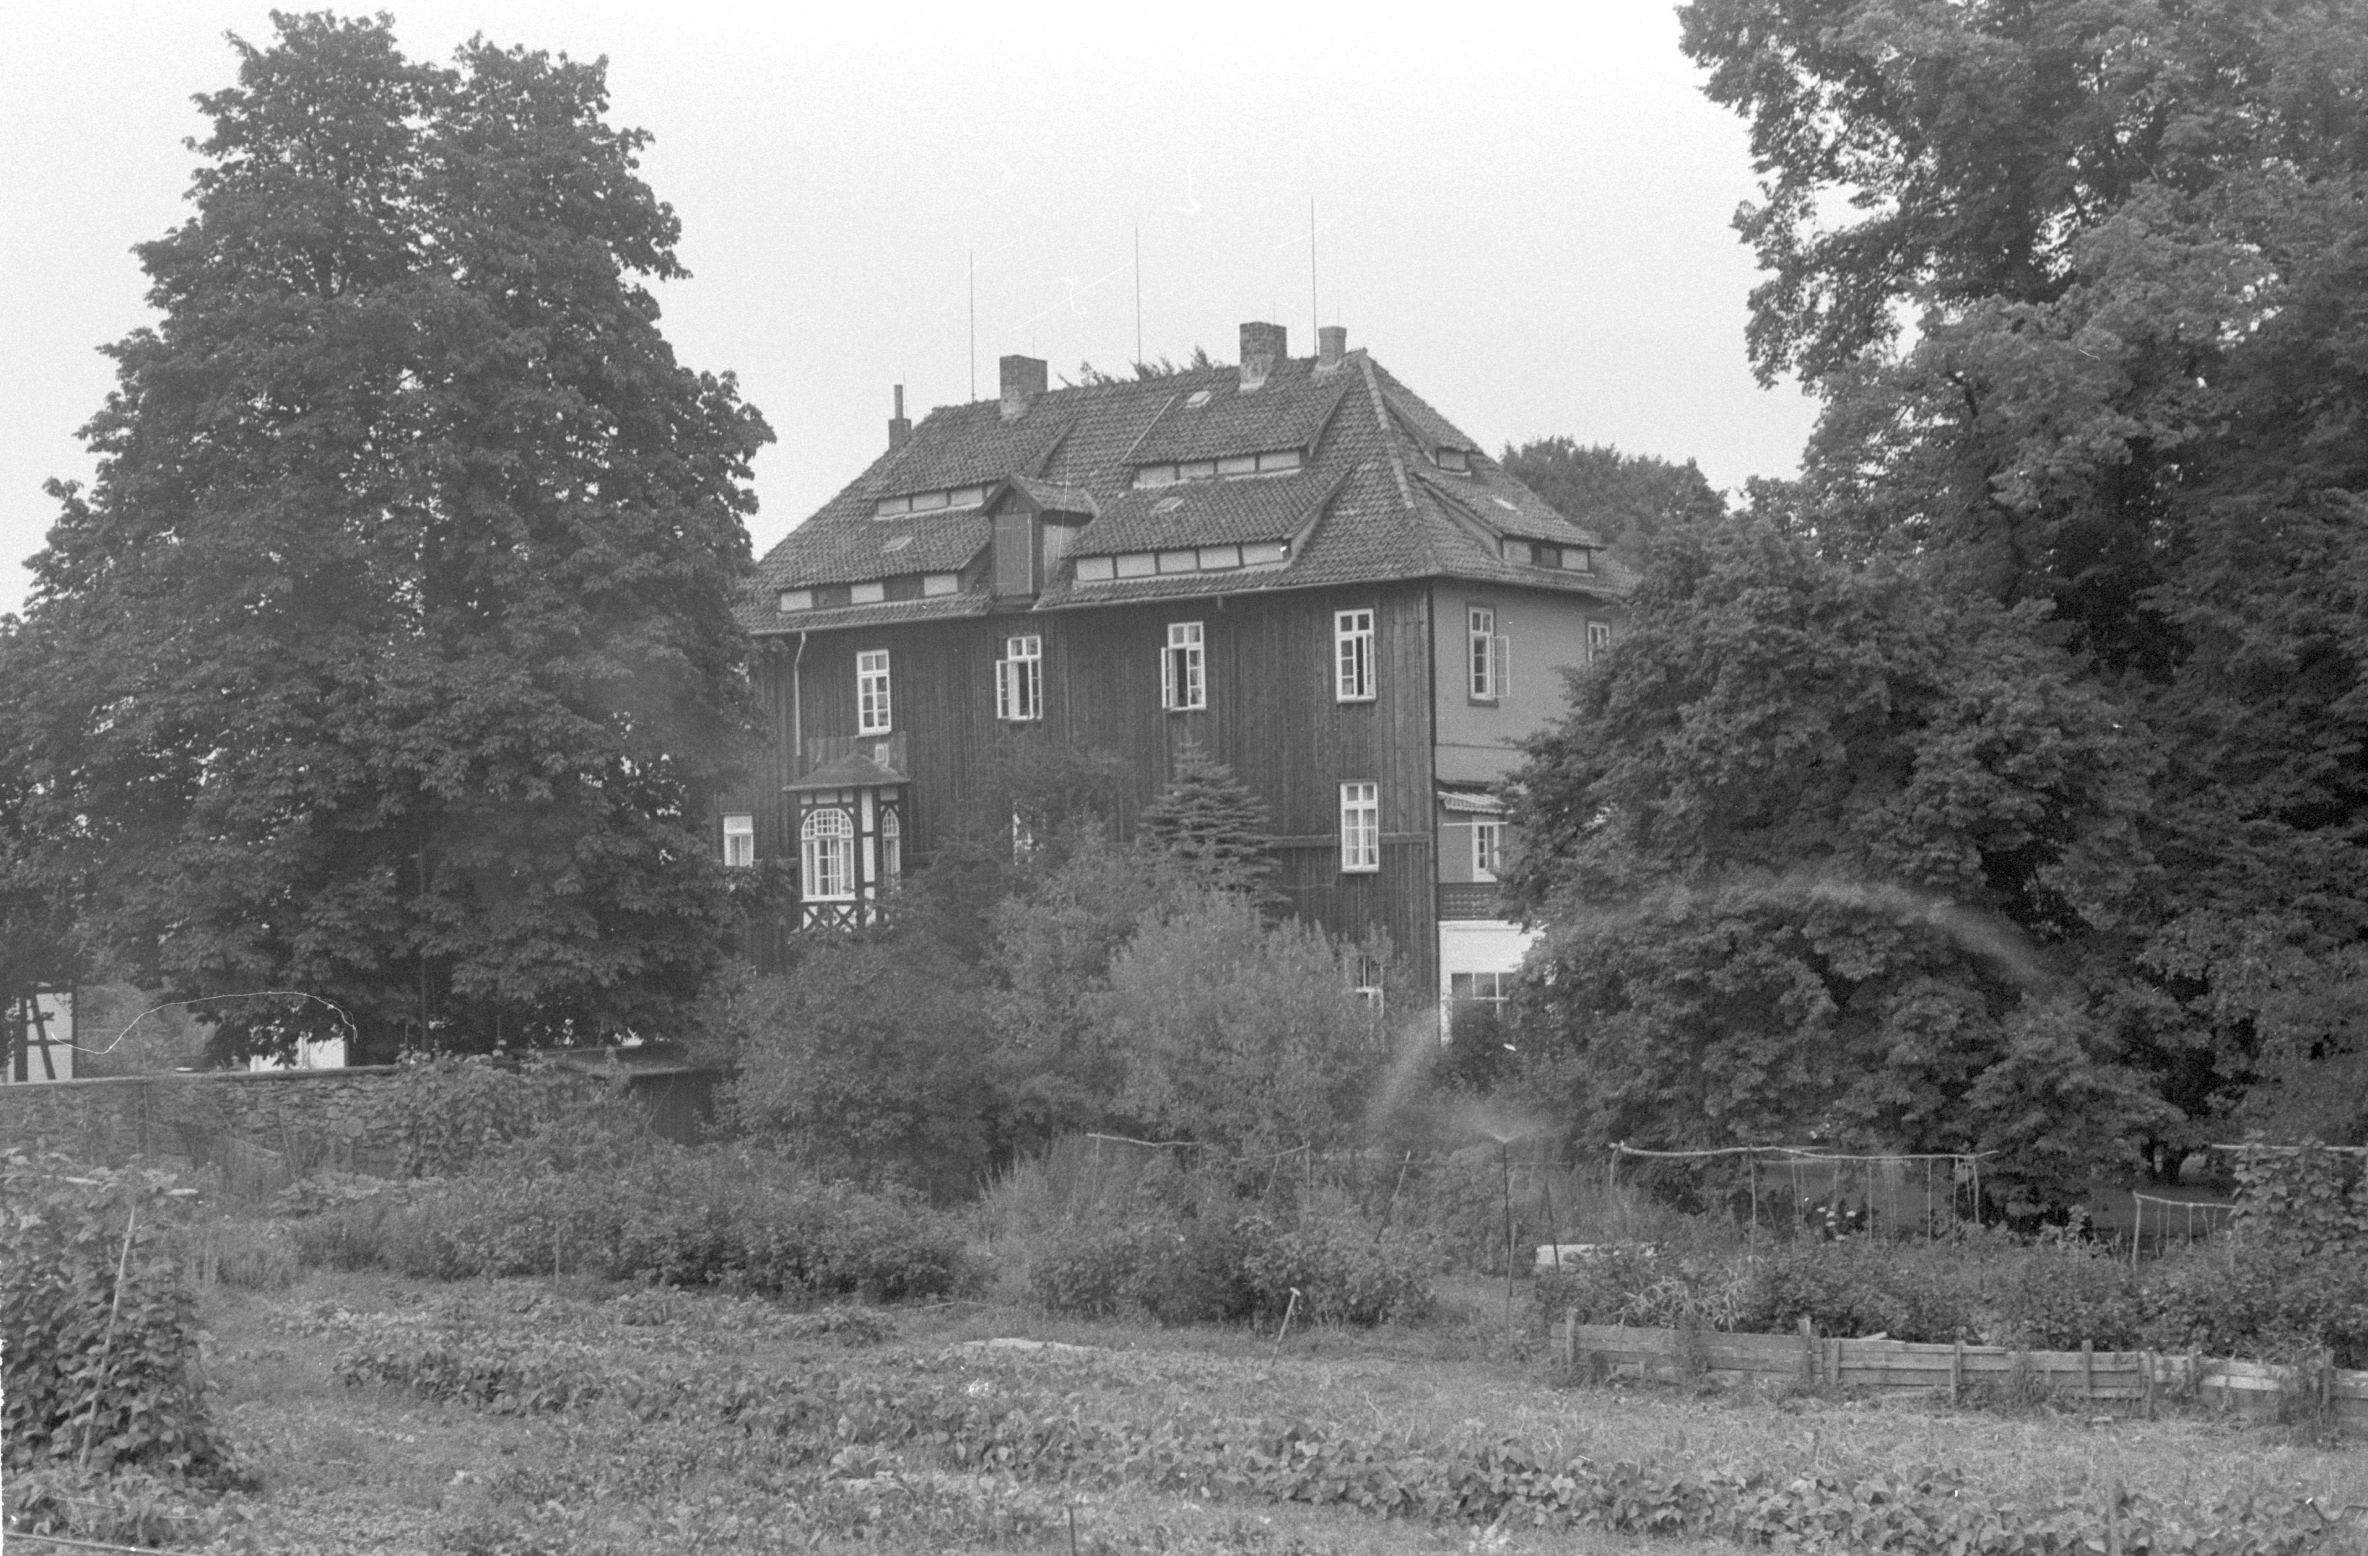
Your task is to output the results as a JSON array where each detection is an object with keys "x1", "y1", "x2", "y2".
[
  {"x1": 1734, "y1": 1238, "x2": 1977, "y2": 1342},
  {"x1": 314, "y1": 1145, "x2": 975, "y2": 1302},
  {"x1": 1028, "y1": 1176, "x2": 1429, "y2": 1327},
  {"x1": 1990, "y1": 1238, "x2": 2143, "y2": 1349},
  {"x1": 383, "y1": 1055, "x2": 584, "y2": 1178},
  {"x1": 1029, "y1": 1220, "x2": 1161, "y2": 1318},
  {"x1": 0, "y1": 1153, "x2": 236, "y2": 1481},
  {"x1": 1234, "y1": 1198, "x2": 1435, "y2": 1326},
  {"x1": 2140, "y1": 1242, "x2": 2368, "y2": 1367},
  {"x1": 185, "y1": 1217, "x2": 299, "y2": 1291}
]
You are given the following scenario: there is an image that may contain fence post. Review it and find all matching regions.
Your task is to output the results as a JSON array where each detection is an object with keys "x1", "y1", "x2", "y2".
[
  {"x1": 1799, "y1": 1317, "x2": 1816, "y2": 1388},
  {"x1": 1950, "y1": 1339, "x2": 1963, "y2": 1406},
  {"x1": 2142, "y1": 1351, "x2": 2156, "y2": 1420},
  {"x1": 2082, "y1": 1340, "x2": 2095, "y2": 1402}
]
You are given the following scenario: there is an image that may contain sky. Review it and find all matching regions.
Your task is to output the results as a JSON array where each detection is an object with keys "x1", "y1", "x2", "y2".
[{"x1": 0, "y1": 1, "x2": 1820, "y2": 619}]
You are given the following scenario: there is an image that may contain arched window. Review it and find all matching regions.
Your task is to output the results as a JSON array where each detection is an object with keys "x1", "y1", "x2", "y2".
[
  {"x1": 880, "y1": 807, "x2": 902, "y2": 882},
  {"x1": 800, "y1": 808, "x2": 854, "y2": 900}
]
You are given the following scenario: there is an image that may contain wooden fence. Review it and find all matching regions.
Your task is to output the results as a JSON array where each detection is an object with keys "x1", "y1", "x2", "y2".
[{"x1": 1557, "y1": 1320, "x2": 2368, "y2": 1431}]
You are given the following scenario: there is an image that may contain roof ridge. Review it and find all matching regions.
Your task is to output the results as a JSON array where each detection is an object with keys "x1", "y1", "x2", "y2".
[{"x1": 1354, "y1": 354, "x2": 1418, "y2": 515}]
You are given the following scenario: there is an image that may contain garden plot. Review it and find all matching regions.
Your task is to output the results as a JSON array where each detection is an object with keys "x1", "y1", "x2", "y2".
[{"x1": 59, "y1": 1273, "x2": 2365, "y2": 1554}]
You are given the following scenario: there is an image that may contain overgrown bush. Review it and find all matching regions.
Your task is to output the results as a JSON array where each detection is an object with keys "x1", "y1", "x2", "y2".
[
  {"x1": 1991, "y1": 1236, "x2": 2143, "y2": 1349},
  {"x1": 382, "y1": 1055, "x2": 590, "y2": 1178},
  {"x1": 1025, "y1": 1170, "x2": 1430, "y2": 1327},
  {"x1": 292, "y1": 1144, "x2": 973, "y2": 1302},
  {"x1": 0, "y1": 1153, "x2": 236, "y2": 1481},
  {"x1": 2141, "y1": 1242, "x2": 2368, "y2": 1367},
  {"x1": 1738, "y1": 1238, "x2": 1977, "y2": 1342},
  {"x1": 1234, "y1": 1194, "x2": 1435, "y2": 1326}
]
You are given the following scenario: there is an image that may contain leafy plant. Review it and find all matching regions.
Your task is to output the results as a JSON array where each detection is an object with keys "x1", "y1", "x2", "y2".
[
  {"x1": 2229, "y1": 1145, "x2": 2368, "y2": 1258},
  {"x1": 0, "y1": 1153, "x2": 236, "y2": 1481}
]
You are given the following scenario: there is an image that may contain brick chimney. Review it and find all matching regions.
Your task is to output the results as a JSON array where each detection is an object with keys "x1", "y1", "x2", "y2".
[
  {"x1": 889, "y1": 384, "x2": 911, "y2": 449},
  {"x1": 1316, "y1": 325, "x2": 1347, "y2": 372},
  {"x1": 1238, "y1": 321, "x2": 1287, "y2": 391},
  {"x1": 1000, "y1": 354, "x2": 1047, "y2": 420}
]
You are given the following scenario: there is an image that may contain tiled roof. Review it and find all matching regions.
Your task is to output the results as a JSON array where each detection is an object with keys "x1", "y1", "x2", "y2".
[
  {"x1": 740, "y1": 338, "x2": 1634, "y2": 636},
  {"x1": 1123, "y1": 360, "x2": 1351, "y2": 464},
  {"x1": 762, "y1": 594, "x2": 991, "y2": 634},
  {"x1": 1071, "y1": 472, "x2": 1333, "y2": 555},
  {"x1": 870, "y1": 404, "x2": 1076, "y2": 496},
  {"x1": 1003, "y1": 476, "x2": 1099, "y2": 516},
  {"x1": 788, "y1": 750, "x2": 911, "y2": 791},
  {"x1": 779, "y1": 510, "x2": 991, "y2": 588}
]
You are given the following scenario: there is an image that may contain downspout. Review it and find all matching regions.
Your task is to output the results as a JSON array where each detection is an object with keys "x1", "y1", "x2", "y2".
[{"x1": 789, "y1": 630, "x2": 808, "y2": 778}]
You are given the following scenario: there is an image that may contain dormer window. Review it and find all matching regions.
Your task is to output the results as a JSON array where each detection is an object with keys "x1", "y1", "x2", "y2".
[
  {"x1": 873, "y1": 484, "x2": 987, "y2": 518},
  {"x1": 1435, "y1": 448, "x2": 1471, "y2": 472},
  {"x1": 1501, "y1": 538, "x2": 1594, "y2": 574},
  {"x1": 1132, "y1": 448, "x2": 1303, "y2": 488}
]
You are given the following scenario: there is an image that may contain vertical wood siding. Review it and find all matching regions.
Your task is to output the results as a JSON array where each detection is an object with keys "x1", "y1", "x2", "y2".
[{"x1": 749, "y1": 583, "x2": 1440, "y2": 994}]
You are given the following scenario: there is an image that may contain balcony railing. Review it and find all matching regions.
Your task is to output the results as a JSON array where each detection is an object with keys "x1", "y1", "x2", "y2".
[{"x1": 1436, "y1": 882, "x2": 1508, "y2": 922}]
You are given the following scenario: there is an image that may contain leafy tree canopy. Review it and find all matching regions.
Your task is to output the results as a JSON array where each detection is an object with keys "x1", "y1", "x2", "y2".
[
  {"x1": 1498, "y1": 439, "x2": 1727, "y2": 554},
  {"x1": 4, "y1": 13, "x2": 772, "y2": 1058},
  {"x1": 1552, "y1": 0, "x2": 2368, "y2": 1168},
  {"x1": 1505, "y1": 520, "x2": 2171, "y2": 1207},
  {"x1": 1095, "y1": 892, "x2": 1387, "y2": 1157}
]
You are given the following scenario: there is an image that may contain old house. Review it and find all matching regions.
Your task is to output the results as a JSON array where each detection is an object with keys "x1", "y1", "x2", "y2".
[{"x1": 730, "y1": 322, "x2": 1631, "y2": 1026}]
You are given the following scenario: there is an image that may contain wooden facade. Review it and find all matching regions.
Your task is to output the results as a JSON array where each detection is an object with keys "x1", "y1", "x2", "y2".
[
  {"x1": 733, "y1": 329, "x2": 1636, "y2": 1025},
  {"x1": 742, "y1": 581, "x2": 1446, "y2": 993}
]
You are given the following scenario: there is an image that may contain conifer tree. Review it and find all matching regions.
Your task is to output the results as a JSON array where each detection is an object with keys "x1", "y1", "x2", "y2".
[{"x1": 1135, "y1": 743, "x2": 1276, "y2": 896}]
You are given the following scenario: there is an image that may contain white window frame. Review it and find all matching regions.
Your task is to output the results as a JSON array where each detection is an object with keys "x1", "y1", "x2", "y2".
[
  {"x1": 1334, "y1": 609, "x2": 1375, "y2": 702},
  {"x1": 1162, "y1": 621, "x2": 1206, "y2": 711},
  {"x1": 722, "y1": 813, "x2": 755, "y2": 869},
  {"x1": 1472, "y1": 820, "x2": 1503, "y2": 882},
  {"x1": 857, "y1": 649, "x2": 892, "y2": 735},
  {"x1": 996, "y1": 635, "x2": 1043, "y2": 722},
  {"x1": 1587, "y1": 620, "x2": 1614, "y2": 665},
  {"x1": 1468, "y1": 607, "x2": 1508, "y2": 702},
  {"x1": 1450, "y1": 971, "x2": 1511, "y2": 1014},
  {"x1": 800, "y1": 808, "x2": 855, "y2": 900},
  {"x1": 1339, "y1": 781, "x2": 1380, "y2": 873},
  {"x1": 880, "y1": 807, "x2": 901, "y2": 882}
]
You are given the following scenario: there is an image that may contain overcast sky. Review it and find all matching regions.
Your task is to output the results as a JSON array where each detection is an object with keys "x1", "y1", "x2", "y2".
[{"x1": 0, "y1": 1, "x2": 1818, "y2": 619}]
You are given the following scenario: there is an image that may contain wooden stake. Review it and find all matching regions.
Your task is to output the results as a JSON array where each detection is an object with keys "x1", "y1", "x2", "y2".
[
  {"x1": 78, "y1": 1200, "x2": 139, "y2": 1470},
  {"x1": 1799, "y1": 1316, "x2": 1816, "y2": 1387},
  {"x1": 1950, "y1": 1338, "x2": 1963, "y2": 1405},
  {"x1": 2082, "y1": 1339, "x2": 2095, "y2": 1402}
]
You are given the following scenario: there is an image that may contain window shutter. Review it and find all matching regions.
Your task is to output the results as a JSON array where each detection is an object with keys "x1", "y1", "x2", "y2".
[
  {"x1": 995, "y1": 658, "x2": 1012, "y2": 721},
  {"x1": 993, "y1": 512, "x2": 1036, "y2": 597},
  {"x1": 1491, "y1": 634, "x2": 1510, "y2": 699}
]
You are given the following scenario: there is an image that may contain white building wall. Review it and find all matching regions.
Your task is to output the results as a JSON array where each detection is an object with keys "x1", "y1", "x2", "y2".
[{"x1": 1437, "y1": 919, "x2": 1537, "y2": 1026}]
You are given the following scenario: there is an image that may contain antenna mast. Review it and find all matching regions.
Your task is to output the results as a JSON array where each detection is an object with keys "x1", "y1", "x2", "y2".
[
  {"x1": 968, "y1": 248, "x2": 977, "y2": 401},
  {"x1": 1134, "y1": 225, "x2": 1143, "y2": 369},
  {"x1": 1309, "y1": 197, "x2": 1318, "y2": 343}
]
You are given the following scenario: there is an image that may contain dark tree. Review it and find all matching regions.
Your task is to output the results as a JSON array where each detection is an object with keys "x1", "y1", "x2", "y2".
[
  {"x1": 1136, "y1": 741, "x2": 1277, "y2": 897},
  {"x1": 1498, "y1": 439, "x2": 1726, "y2": 553},
  {"x1": 1505, "y1": 519, "x2": 2170, "y2": 1209},
  {"x1": 1673, "y1": 0, "x2": 2368, "y2": 1151},
  {"x1": 8, "y1": 15, "x2": 772, "y2": 1058}
]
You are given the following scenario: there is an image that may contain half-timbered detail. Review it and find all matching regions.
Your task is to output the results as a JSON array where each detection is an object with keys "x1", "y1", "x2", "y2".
[
  {"x1": 786, "y1": 747, "x2": 907, "y2": 929},
  {"x1": 732, "y1": 321, "x2": 1633, "y2": 1015}
]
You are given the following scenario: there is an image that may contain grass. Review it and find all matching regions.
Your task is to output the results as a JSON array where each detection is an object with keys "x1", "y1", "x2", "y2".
[{"x1": 130, "y1": 1268, "x2": 2368, "y2": 1555}]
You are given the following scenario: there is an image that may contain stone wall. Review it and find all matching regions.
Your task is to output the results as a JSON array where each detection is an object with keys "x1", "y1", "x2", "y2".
[
  {"x1": 0, "y1": 1067, "x2": 413, "y2": 1187},
  {"x1": 0, "y1": 1060, "x2": 724, "y2": 1191}
]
